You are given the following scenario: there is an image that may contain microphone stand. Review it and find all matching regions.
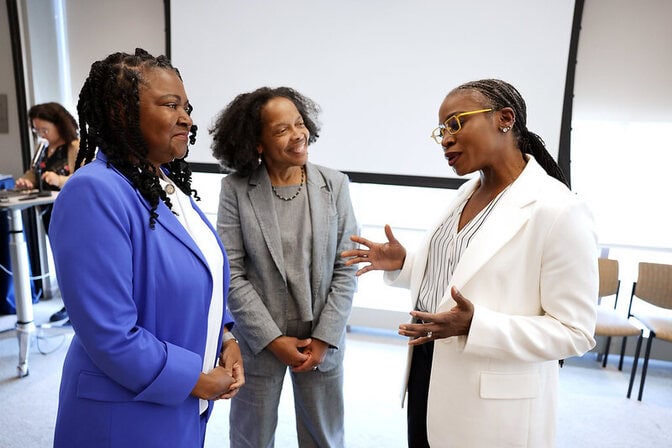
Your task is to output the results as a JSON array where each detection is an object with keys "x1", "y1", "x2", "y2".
[{"x1": 31, "y1": 139, "x2": 51, "y2": 197}]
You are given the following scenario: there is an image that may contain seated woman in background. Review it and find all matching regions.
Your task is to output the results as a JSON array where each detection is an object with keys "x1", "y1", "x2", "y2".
[
  {"x1": 16, "y1": 102, "x2": 79, "y2": 194},
  {"x1": 15, "y1": 102, "x2": 79, "y2": 323}
]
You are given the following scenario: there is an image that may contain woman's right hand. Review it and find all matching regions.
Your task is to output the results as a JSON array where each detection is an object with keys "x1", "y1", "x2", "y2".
[
  {"x1": 15, "y1": 177, "x2": 34, "y2": 190},
  {"x1": 191, "y1": 366, "x2": 236, "y2": 400},
  {"x1": 341, "y1": 224, "x2": 406, "y2": 276},
  {"x1": 268, "y1": 335, "x2": 311, "y2": 368}
]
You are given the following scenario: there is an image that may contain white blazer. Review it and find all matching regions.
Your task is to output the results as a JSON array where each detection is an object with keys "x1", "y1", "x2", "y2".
[{"x1": 386, "y1": 156, "x2": 598, "y2": 448}]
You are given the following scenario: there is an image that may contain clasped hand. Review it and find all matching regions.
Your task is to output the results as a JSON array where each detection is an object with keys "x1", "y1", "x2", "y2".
[
  {"x1": 191, "y1": 338, "x2": 245, "y2": 401},
  {"x1": 268, "y1": 336, "x2": 328, "y2": 373}
]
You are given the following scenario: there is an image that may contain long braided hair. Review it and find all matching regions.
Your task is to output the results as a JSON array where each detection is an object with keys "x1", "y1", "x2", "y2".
[
  {"x1": 453, "y1": 79, "x2": 569, "y2": 187},
  {"x1": 76, "y1": 48, "x2": 199, "y2": 228}
]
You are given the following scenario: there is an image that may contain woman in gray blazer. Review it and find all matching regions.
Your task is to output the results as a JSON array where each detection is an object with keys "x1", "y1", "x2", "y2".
[{"x1": 210, "y1": 87, "x2": 358, "y2": 447}]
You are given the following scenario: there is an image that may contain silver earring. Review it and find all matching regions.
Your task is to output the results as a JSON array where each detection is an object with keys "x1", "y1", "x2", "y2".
[
  {"x1": 258, "y1": 156, "x2": 262, "y2": 165},
  {"x1": 501, "y1": 126, "x2": 510, "y2": 133}
]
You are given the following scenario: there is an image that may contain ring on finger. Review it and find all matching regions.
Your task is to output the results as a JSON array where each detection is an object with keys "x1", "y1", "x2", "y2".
[{"x1": 426, "y1": 331, "x2": 433, "y2": 339}]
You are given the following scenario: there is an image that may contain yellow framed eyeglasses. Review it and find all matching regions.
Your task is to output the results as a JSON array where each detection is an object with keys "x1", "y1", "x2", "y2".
[{"x1": 430, "y1": 108, "x2": 493, "y2": 144}]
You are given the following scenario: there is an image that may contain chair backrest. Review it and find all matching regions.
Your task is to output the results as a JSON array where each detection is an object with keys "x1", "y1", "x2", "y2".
[
  {"x1": 634, "y1": 262, "x2": 672, "y2": 310},
  {"x1": 598, "y1": 258, "x2": 620, "y2": 300}
]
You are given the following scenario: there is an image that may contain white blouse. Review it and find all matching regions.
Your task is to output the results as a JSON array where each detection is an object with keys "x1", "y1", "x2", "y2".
[{"x1": 159, "y1": 174, "x2": 224, "y2": 414}]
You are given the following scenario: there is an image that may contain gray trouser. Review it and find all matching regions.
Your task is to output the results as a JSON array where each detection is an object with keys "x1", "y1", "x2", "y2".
[{"x1": 229, "y1": 364, "x2": 345, "y2": 448}]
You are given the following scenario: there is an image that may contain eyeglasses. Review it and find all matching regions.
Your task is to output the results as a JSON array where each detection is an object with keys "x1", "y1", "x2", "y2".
[
  {"x1": 31, "y1": 127, "x2": 50, "y2": 136},
  {"x1": 430, "y1": 108, "x2": 493, "y2": 144}
]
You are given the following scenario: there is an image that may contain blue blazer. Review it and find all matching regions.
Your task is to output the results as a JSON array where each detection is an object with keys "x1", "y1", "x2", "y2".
[{"x1": 49, "y1": 153, "x2": 232, "y2": 447}]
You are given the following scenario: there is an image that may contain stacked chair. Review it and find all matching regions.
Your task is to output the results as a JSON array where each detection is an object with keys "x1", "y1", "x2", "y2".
[
  {"x1": 594, "y1": 258, "x2": 642, "y2": 370},
  {"x1": 626, "y1": 262, "x2": 672, "y2": 401}
]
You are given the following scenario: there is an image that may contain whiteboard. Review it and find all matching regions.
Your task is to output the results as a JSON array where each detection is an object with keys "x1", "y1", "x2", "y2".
[{"x1": 171, "y1": 0, "x2": 575, "y2": 178}]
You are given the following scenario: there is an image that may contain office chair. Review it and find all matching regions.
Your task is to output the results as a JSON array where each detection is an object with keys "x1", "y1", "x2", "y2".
[
  {"x1": 626, "y1": 262, "x2": 672, "y2": 401},
  {"x1": 594, "y1": 258, "x2": 642, "y2": 369}
]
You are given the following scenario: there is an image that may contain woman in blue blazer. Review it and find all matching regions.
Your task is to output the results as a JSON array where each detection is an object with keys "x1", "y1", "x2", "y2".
[{"x1": 49, "y1": 49, "x2": 243, "y2": 448}]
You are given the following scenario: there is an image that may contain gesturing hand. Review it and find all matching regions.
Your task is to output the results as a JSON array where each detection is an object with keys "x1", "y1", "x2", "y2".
[
  {"x1": 399, "y1": 287, "x2": 475, "y2": 346},
  {"x1": 341, "y1": 224, "x2": 406, "y2": 276}
]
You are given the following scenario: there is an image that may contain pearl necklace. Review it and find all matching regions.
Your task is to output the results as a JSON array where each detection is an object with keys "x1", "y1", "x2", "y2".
[{"x1": 271, "y1": 166, "x2": 305, "y2": 201}]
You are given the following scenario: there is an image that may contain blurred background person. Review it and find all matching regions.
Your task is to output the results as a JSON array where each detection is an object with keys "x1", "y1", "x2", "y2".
[
  {"x1": 210, "y1": 86, "x2": 358, "y2": 447},
  {"x1": 16, "y1": 102, "x2": 79, "y2": 193},
  {"x1": 15, "y1": 102, "x2": 79, "y2": 323}
]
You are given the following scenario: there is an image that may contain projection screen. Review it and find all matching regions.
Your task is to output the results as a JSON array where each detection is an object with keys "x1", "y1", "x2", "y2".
[{"x1": 171, "y1": 0, "x2": 576, "y2": 181}]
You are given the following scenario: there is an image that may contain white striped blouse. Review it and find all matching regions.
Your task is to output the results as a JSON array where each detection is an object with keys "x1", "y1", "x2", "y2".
[{"x1": 416, "y1": 186, "x2": 511, "y2": 313}]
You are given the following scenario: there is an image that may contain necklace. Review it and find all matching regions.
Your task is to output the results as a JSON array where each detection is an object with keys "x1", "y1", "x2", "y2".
[{"x1": 271, "y1": 166, "x2": 305, "y2": 201}]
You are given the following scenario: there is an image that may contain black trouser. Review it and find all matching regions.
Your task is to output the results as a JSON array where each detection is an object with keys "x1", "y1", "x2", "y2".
[{"x1": 407, "y1": 340, "x2": 434, "y2": 448}]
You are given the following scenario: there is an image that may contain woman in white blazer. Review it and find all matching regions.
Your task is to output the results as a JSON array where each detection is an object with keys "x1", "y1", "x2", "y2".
[{"x1": 343, "y1": 79, "x2": 598, "y2": 448}]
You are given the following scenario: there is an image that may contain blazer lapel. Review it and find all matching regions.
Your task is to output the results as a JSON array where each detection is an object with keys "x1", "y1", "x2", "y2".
[
  {"x1": 248, "y1": 166, "x2": 286, "y2": 280},
  {"x1": 100, "y1": 153, "x2": 210, "y2": 269},
  {"x1": 305, "y1": 163, "x2": 329, "y2": 295},
  {"x1": 152, "y1": 198, "x2": 211, "y2": 268},
  {"x1": 408, "y1": 178, "x2": 478, "y2": 298},
  {"x1": 448, "y1": 157, "x2": 541, "y2": 296}
]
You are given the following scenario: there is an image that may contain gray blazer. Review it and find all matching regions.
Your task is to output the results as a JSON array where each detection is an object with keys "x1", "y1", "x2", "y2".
[{"x1": 217, "y1": 162, "x2": 358, "y2": 375}]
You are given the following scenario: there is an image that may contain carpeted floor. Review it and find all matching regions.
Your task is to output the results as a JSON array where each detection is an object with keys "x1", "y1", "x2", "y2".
[{"x1": 1, "y1": 296, "x2": 670, "y2": 447}]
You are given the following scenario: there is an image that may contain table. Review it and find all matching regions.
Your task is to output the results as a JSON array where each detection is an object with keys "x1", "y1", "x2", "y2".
[{"x1": 0, "y1": 191, "x2": 56, "y2": 377}]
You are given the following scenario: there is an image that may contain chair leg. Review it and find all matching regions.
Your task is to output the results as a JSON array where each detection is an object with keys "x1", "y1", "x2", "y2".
[
  {"x1": 618, "y1": 336, "x2": 628, "y2": 371},
  {"x1": 627, "y1": 332, "x2": 643, "y2": 399},
  {"x1": 637, "y1": 332, "x2": 655, "y2": 401},
  {"x1": 602, "y1": 336, "x2": 612, "y2": 368}
]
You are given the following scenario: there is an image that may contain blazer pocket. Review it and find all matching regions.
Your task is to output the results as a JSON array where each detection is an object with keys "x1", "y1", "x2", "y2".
[
  {"x1": 77, "y1": 370, "x2": 136, "y2": 402},
  {"x1": 479, "y1": 371, "x2": 539, "y2": 400}
]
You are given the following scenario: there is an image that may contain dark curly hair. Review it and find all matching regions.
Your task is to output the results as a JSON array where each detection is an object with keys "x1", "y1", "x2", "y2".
[
  {"x1": 210, "y1": 87, "x2": 321, "y2": 177},
  {"x1": 76, "y1": 48, "x2": 199, "y2": 228},
  {"x1": 452, "y1": 79, "x2": 569, "y2": 187},
  {"x1": 28, "y1": 102, "x2": 79, "y2": 144}
]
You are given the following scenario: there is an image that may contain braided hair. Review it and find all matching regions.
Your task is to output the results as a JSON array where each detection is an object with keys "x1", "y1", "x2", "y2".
[
  {"x1": 76, "y1": 48, "x2": 198, "y2": 228},
  {"x1": 453, "y1": 79, "x2": 569, "y2": 187},
  {"x1": 28, "y1": 102, "x2": 79, "y2": 143},
  {"x1": 210, "y1": 87, "x2": 321, "y2": 177}
]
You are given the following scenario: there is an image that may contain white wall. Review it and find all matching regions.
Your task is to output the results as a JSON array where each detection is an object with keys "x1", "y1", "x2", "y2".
[
  {"x1": 5, "y1": 0, "x2": 672, "y2": 356},
  {"x1": 64, "y1": 0, "x2": 164, "y2": 113},
  {"x1": 0, "y1": 0, "x2": 165, "y2": 178},
  {"x1": 0, "y1": 0, "x2": 25, "y2": 179},
  {"x1": 572, "y1": 0, "x2": 672, "y2": 264},
  {"x1": 572, "y1": 0, "x2": 672, "y2": 360}
]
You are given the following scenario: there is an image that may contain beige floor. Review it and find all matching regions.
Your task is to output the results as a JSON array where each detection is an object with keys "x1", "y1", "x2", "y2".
[{"x1": 1, "y1": 296, "x2": 671, "y2": 447}]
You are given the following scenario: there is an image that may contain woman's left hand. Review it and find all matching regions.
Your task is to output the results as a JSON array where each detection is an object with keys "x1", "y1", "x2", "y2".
[
  {"x1": 291, "y1": 338, "x2": 328, "y2": 373},
  {"x1": 218, "y1": 337, "x2": 245, "y2": 399},
  {"x1": 41, "y1": 171, "x2": 61, "y2": 188},
  {"x1": 399, "y1": 286, "x2": 475, "y2": 346}
]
